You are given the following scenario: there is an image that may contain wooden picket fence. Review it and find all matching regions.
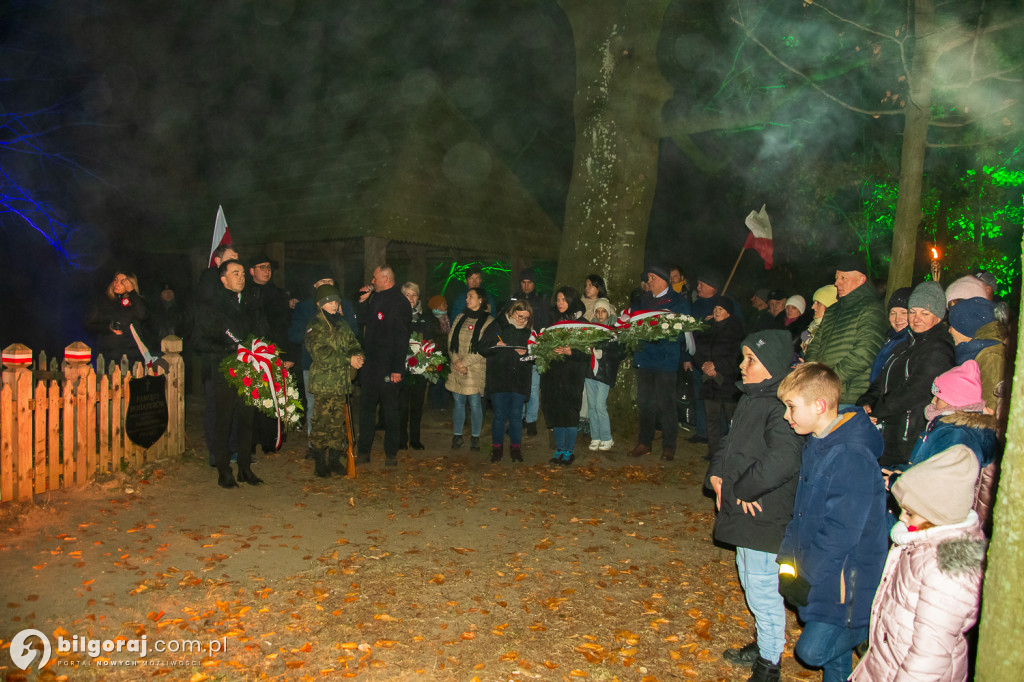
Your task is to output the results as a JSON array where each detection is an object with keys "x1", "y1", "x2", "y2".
[{"x1": 0, "y1": 337, "x2": 185, "y2": 503}]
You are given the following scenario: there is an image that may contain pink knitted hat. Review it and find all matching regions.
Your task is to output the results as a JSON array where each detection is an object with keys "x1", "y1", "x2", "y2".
[{"x1": 932, "y1": 360, "x2": 983, "y2": 407}]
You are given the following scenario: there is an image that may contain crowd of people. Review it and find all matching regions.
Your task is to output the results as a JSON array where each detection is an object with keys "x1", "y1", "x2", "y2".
[{"x1": 87, "y1": 249, "x2": 1010, "y2": 680}]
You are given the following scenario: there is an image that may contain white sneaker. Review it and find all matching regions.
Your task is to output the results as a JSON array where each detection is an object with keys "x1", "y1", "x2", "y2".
[
  {"x1": 589, "y1": 439, "x2": 601, "y2": 451},
  {"x1": 598, "y1": 439, "x2": 614, "y2": 451}
]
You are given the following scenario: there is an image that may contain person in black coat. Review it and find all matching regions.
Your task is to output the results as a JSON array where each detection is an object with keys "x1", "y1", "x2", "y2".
[
  {"x1": 355, "y1": 266, "x2": 412, "y2": 466},
  {"x1": 193, "y1": 260, "x2": 268, "y2": 488},
  {"x1": 502, "y1": 268, "x2": 549, "y2": 435},
  {"x1": 86, "y1": 271, "x2": 148, "y2": 364},
  {"x1": 540, "y1": 287, "x2": 589, "y2": 465},
  {"x1": 856, "y1": 281, "x2": 955, "y2": 468},
  {"x1": 480, "y1": 300, "x2": 535, "y2": 462},
  {"x1": 704, "y1": 329, "x2": 804, "y2": 672},
  {"x1": 398, "y1": 282, "x2": 429, "y2": 451},
  {"x1": 692, "y1": 296, "x2": 745, "y2": 458}
]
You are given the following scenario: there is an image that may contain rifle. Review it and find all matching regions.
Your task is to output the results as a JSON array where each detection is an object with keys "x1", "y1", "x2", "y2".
[{"x1": 344, "y1": 399, "x2": 356, "y2": 478}]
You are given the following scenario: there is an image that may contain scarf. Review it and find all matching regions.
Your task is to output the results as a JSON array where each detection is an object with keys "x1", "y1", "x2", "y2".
[{"x1": 450, "y1": 307, "x2": 488, "y2": 354}]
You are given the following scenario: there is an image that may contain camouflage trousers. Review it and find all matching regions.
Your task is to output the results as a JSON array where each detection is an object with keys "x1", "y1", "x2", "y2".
[{"x1": 310, "y1": 393, "x2": 352, "y2": 451}]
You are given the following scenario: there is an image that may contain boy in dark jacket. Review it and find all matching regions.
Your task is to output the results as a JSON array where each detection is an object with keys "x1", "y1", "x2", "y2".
[
  {"x1": 706, "y1": 330, "x2": 804, "y2": 682},
  {"x1": 776, "y1": 363, "x2": 888, "y2": 682}
]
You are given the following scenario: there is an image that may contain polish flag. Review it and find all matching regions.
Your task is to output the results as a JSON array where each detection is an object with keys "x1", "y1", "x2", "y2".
[
  {"x1": 743, "y1": 204, "x2": 773, "y2": 270},
  {"x1": 208, "y1": 205, "x2": 233, "y2": 266}
]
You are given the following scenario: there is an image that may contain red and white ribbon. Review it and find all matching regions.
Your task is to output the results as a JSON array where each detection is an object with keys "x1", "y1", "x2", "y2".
[{"x1": 236, "y1": 338, "x2": 284, "y2": 448}]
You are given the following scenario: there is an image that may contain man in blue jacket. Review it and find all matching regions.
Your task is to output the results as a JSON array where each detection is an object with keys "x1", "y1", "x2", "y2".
[{"x1": 627, "y1": 265, "x2": 691, "y2": 461}]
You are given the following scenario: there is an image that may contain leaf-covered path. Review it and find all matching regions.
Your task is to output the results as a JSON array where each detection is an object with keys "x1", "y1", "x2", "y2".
[{"x1": 2, "y1": 405, "x2": 816, "y2": 681}]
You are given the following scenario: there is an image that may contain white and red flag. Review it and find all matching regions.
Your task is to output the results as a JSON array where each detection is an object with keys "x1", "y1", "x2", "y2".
[
  {"x1": 208, "y1": 205, "x2": 233, "y2": 266},
  {"x1": 743, "y1": 204, "x2": 773, "y2": 270}
]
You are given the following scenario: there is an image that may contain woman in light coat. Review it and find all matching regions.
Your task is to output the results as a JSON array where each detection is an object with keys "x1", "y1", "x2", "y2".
[{"x1": 445, "y1": 287, "x2": 492, "y2": 450}]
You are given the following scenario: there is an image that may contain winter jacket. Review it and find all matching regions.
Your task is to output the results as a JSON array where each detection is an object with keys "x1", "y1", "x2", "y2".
[
  {"x1": 907, "y1": 411, "x2": 999, "y2": 532},
  {"x1": 86, "y1": 290, "x2": 149, "y2": 363},
  {"x1": 445, "y1": 311, "x2": 493, "y2": 396},
  {"x1": 589, "y1": 337, "x2": 622, "y2": 387},
  {"x1": 540, "y1": 304, "x2": 588, "y2": 427},
  {"x1": 857, "y1": 323, "x2": 955, "y2": 467},
  {"x1": 804, "y1": 282, "x2": 888, "y2": 404},
  {"x1": 480, "y1": 316, "x2": 534, "y2": 397},
  {"x1": 850, "y1": 512, "x2": 986, "y2": 682},
  {"x1": 503, "y1": 289, "x2": 552, "y2": 331},
  {"x1": 633, "y1": 287, "x2": 691, "y2": 372},
  {"x1": 955, "y1": 320, "x2": 1008, "y2": 416},
  {"x1": 193, "y1": 286, "x2": 268, "y2": 379},
  {"x1": 357, "y1": 285, "x2": 413, "y2": 382},
  {"x1": 693, "y1": 315, "x2": 744, "y2": 402},
  {"x1": 778, "y1": 409, "x2": 888, "y2": 628},
  {"x1": 704, "y1": 375, "x2": 804, "y2": 553},
  {"x1": 869, "y1": 327, "x2": 910, "y2": 384},
  {"x1": 306, "y1": 311, "x2": 362, "y2": 397}
]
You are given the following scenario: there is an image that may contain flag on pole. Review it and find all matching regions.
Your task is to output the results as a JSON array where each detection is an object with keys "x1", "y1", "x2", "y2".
[
  {"x1": 743, "y1": 204, "x2": 774, "y2": 270},
  {"x1": 208, "y1": 205, "x2": 232, "y2": 266}
]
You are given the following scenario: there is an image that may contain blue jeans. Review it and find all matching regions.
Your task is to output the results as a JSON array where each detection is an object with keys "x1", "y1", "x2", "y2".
[
  {"x1": 453, "y1": 393, "x2": 482, "y2": 437},
  {"x1": 524, "y1": 366, "x2": 540, "y2": 423},
  {"x1": 584, "y1": 379, "x2": 612, "y2": 441},
  {"x1": 795, "y1": 620, "x2": 869, "y2": 682},
  {"x1": 554, "y1": 426, "x2": 578, "y2": 453},
  {"x1": 736, "y1": 548, "x2": 786, "y2": 664},
  {"x1": 491, "y1": 392, "x2": 526, "y2": 446}
]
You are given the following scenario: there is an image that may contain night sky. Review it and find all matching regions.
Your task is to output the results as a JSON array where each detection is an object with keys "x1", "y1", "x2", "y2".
[{"x1": 3, "y1": 0, "x2": 1021, "y2": 355}]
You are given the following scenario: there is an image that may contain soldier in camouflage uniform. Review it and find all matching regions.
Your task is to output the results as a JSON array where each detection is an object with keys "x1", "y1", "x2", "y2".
[{"x1": 306, "y1": 284, "x2": 364, "y2": 476}]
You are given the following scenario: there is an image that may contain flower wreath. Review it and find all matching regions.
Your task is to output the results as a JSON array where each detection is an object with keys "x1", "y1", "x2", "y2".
[
  {"x1": 614, "y1": 309, "x2": 706, "y2": 353},
  {"x1": 530, "y1": 321, "x2": 615, "y2": 374},
  {"x1": 220, "y1": 336, "x2": 303, "y2": 435},
  {"x1": 406, "y1": 332, "x2": 449, "y2": 384}
]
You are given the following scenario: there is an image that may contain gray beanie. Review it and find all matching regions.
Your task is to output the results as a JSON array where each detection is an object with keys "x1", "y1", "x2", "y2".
[
  {"x1": 741, "y1": 330, "x2": 793, "y2": 380},
  {"x1": 891, "y1": 445, "x2": 979, "y2": 526},
  {"x1": 908, "y1": 281, "x2": 946, "y2": 319}
]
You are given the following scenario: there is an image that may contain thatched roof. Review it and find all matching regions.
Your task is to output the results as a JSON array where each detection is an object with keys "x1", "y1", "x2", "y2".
[{"x1": 205, "y1": 84, "x2": 561, "y2": 260}]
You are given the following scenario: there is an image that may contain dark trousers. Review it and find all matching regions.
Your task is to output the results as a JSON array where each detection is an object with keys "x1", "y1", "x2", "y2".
[
  {"x1": 212, "y1": 373, "x2": 254, "y2": 474},
  {"x1": 704, "y1": 399, "x2": 737, "y2": 457},
  {"x1": 399, "y1": 378, "x2": 427, "y2": 447},
  {"x1": 638, "y1": 368, "x2": 679, "y2": 449},
  {"x1": 358, "y1": 377, "x2": 401, "y2": 458},
  {"x1": 205, "y1": 377, "x2": 238, "y2": 465},
  {"x1": 491, "y1": 391, "x2": 527, "y2": 446}
]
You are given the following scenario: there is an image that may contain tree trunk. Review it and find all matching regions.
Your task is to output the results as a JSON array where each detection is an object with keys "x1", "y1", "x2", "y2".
[
  {"x1": 975, "y1": 232, "x2": 1024, "y2": 680},
  {"x1": 887, "y1": 0, "x2": 937, "y2": 298},
  {"x1": 556, "y1": 0, "x2": 672, "y2": 439}
]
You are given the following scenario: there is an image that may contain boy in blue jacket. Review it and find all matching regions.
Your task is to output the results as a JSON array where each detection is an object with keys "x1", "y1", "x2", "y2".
[{"x1": 775, "y1": 362, "x2": 888, "y2": 682}]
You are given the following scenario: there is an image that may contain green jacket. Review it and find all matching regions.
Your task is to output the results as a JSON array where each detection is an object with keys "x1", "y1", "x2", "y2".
[
  {"x1": 975, "y1": 321, "x2": 1008, "y2": 414},
  {"x1": 804, "y1": 282, "x2": 888, "y2": 404},
  {"x1": 307, "y1": 311, "x2": 362, "y2": 396}
]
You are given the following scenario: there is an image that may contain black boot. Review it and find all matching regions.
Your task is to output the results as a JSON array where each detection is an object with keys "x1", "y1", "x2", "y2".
[
  {"x1": 491, "y1": 444, "x2": 503, "y2": 463},
  {"x1": 237, "y1": 466, "x2": 264, "y2": 485},
  {"x1": 470, "y1": 436, "x2": 480, "y2": 449},
  {"x1": 217, "y1": 468, "x2": 238, "y2": 488},
  {"x1": 312, "y1": 449, "x2": 330, "y2": 478},
  {"x1": 723, "y1": 641, "x2": 759, "y2": 667},
  {"x1": 328, "y1": 449, "x2": 346, "y2": 475},
  {"x1": 451, "y1": 434, "x2": 464, "y2": 449},
  {"x1": 525, "y1": 422, "x2": 538, "y2": 437},
  {"x1": 747, "y1": 657, "x2": 780, "y2": 682},
  {"x1": 510, "y1": 445, "x2": 523, "y2": 462}
]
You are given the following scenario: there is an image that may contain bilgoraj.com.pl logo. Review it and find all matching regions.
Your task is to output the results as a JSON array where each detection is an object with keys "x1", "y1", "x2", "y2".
[{"x1": 8, "y1": 628, "x2": 227, "y2": 670}]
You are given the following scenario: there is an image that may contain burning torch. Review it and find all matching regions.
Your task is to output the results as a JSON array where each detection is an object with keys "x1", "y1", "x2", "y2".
[{"x1": 930, "y1": 245, "x2": 942, "y2": 283}]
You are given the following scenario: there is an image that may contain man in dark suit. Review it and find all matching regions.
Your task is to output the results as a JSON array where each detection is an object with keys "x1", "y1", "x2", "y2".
[{"x1": 356, "y1": 265, "x2": 412, "y2": 466}]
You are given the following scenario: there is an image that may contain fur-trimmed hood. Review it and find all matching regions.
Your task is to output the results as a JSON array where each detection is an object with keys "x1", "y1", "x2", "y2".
[
  {"x1": 939, "y1": 410, "x2": 998, "y2": 432},
  {"x1": 891, "y1": 511, "x2": 986, "y2": 578}
]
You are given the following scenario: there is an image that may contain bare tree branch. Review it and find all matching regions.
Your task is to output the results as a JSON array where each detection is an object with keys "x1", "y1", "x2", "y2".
[
  {"x1": 806, "y1": 0, "x2": 911, "y2": 80},
  {"x1": 731, "y1": 17, "x2": 902, "y2": 117}
]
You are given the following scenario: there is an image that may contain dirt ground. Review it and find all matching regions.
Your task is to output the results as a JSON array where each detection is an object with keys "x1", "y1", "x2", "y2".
[{"x1": 1, "y1": 400, "x2": 823, "y2": 682}]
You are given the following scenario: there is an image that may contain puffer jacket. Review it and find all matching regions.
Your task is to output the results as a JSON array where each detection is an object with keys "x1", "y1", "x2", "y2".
[
  {"x1": 962, "y1": 321, "x2": 1009, "y2": 417},
  {"x1": 589, "y1": 337, "x2": 622, "y2": 387},
  {"x1": 804, "y1": 282, "x2": 888, "y2": 404},
  {"x1": 480, "y1": 315, "x2": 534, "y2": 396},
  {"x1": 857, "y1": 323, "x2": 956, "y2": 467},
  {"x1": 445, "y1": 312, "x2": 493, "y2": 396},
  {"x1": 908, "y1": 411, "x2": 999, "y2": 533},
  {"x1": 850, "y1": 512, "x2": 986, "y2": 682},
  {"x1": 633, "y1": 287, "x2": 691, "y2": 372},
  {"x1": 306, "y1": 311, "x2": 362, "y2": 397},
  {"x1": 778, "y1": 409, "x2": 888, "y2": 628},
  {"x1": 704, "y1": 375, "x2": 804, "y2": 553}
]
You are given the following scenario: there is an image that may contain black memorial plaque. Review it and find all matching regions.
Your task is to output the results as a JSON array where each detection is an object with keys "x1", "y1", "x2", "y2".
[{"x1": 125, "y1": 375, "x2": 168, "y2": 448}]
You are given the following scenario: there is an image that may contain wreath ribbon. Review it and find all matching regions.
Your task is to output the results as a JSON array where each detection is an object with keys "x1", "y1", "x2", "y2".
[{"x1": 236, "y1": 338, "x2": 284, "y2": 448}]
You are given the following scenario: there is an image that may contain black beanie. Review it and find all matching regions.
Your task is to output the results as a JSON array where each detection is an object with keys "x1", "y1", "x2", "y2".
[
  {"x1": 741, "y1": 330, "x2": 793, "y2": 379},
  {"x1": 887, "y1": 286, "x2": 912, "y2": 311}
]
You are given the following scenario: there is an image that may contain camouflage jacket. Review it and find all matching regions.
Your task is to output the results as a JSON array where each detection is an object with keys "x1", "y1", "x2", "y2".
[{"x1": 307, "y1": 311, "x2": 362, "y2": 396}]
